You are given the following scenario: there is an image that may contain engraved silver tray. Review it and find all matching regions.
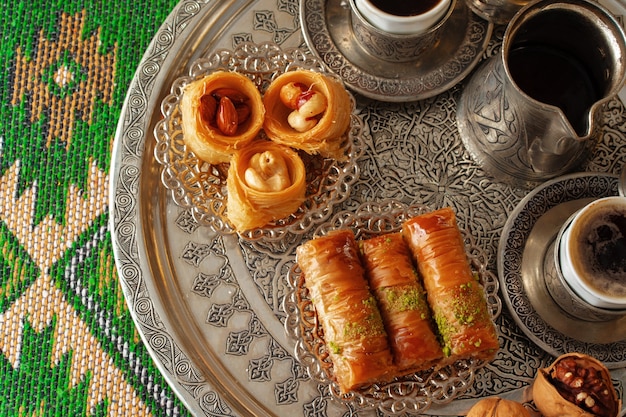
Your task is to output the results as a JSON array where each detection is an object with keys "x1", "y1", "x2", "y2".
[{"x1": 109, "y1": 0, "x2": 626, "y2": 416}]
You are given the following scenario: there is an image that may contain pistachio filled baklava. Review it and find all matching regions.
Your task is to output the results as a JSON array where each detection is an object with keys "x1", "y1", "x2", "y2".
[
  {"x1": 360, "y1": 233, "x2": 443, "y2": 373},
  {"x1": 402, "y1": 207, "x2": 499, "y2": 362},
  {"x1": 296, "y1": 229, "x2": 394, "y2": 393}
]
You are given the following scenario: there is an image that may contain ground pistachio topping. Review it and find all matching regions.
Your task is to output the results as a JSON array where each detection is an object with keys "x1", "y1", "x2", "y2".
[
  {"x1": 434, "y1": 311, "x2": 455, "y2": 356},
  {"x1": 329, "y1": 340, "x2": 342, "y2": 355},
  {"x1": 452, "y1": 281, "x2": 488, "y2": 326},
  {"x1": 343, "y1": 295, "x2": 385, "y2": 339},
  {"x1": 383, "y1": 284, "x2": 426, "y2": 313}
]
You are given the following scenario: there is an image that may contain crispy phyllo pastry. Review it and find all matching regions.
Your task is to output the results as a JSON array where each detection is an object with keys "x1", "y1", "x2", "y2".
[
  {"x1": 293, "y1": 208, "x2": 499, "y2": 394},
  {"x1": 263, "y1": 70, "x2": 351, "y2": 160},
  {"x1": 226, "y1": 140, "x2": 306, "y2": 231},
  {"x1": 360, "y1": 233, "x2": 443, "y2": 372},
  {"x1": 402, "y1": 207, "x2": 499, "y2": 362},
  {"x1": 181, "y1": 71, "x2": 265, "y2": 164},
  {"x1": 296, "y1": 229, "x2": 394, "y2": 393}
]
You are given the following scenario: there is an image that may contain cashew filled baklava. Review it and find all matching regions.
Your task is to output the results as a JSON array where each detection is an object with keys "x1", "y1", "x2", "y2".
[
  {"x1": 226, "y1": 140, "x2": 306, "y2": 231},
  {"x1": 263, "y1": 69, "x2": 352, "y2": 160}
]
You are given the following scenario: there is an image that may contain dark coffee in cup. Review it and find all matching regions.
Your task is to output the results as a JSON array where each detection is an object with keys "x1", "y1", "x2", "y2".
[
  {"x1": 570, "y1": 203, "x2": 626, "y2": 299},
  {"x1": 368, "y1": 0, "x2": 442, "y2": 16}
]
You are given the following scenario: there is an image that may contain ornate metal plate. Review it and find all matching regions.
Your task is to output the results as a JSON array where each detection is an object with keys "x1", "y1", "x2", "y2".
[
  {"x1": 154, "y1": 42, "x2": 363, "y2": 241},
  {"x1": 299, "y1": 0, "x2": 493, "y2": 102},
  {"x1": 498, "y1": 172, "x2": 626, "y2": 368},
  {"x1": 109, "y1": 0, "x2": 626, "y2": 416},
  {"x1": 284, "y1": 200, "x2": 502, "y2": 415}
]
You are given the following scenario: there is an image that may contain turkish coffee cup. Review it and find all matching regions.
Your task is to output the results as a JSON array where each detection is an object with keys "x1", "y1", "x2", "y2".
[
  {"x1": 348, "y1": 0, "x2": 455, "y2": 62},
  {"x1": 557, "y1": 196, "x2": 626, "y2": 312},
  {"x1": 353, "y1": 0, "x2": 451, "y2": 35}
]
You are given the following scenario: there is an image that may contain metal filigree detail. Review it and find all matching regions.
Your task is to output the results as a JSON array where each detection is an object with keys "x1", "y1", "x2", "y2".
[
  {"x1": 154, "y1": 42, "x2": 364, "y2": 242},
  {"x1": 111, "y1": 1, "x2": 223, "y2": 413},
  {"x1": 284, "y1": 200, "x2": 502, "y2": 415},
  {"x1": 352, "y1": 91, "x2": 528, "y2": 261},
  {"x1": 300, "y1": 0, "x2": 492, "y2": 101}
]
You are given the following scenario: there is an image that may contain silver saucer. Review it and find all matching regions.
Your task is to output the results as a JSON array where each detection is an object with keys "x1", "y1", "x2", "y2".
[
  {"x1": 498, "y1": 172, "x2": 626, "y2": 368},
  {"x1": 299, "y1": 0, "x2": 493, "y2": 102}
]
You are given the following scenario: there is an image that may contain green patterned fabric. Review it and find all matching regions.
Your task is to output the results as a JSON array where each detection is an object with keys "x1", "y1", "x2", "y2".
[{"x1": 0, "y1": 1, "x2": 191, "y2": 415}]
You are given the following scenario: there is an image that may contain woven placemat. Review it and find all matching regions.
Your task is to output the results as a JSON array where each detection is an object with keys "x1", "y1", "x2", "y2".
[{"x1": 0, "y1": 1, "x2": 191, "y2": 415}]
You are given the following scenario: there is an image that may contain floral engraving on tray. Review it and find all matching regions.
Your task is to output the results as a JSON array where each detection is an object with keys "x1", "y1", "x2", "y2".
[
  {"x1": 351, "y1": 92, "x2": 528, "y2": 263},
  {"x1": 181, "y1": 230, "x2": 311, "y2": 403},
  {"x1": 111, "y1": 1, "x2": 230, "y2": 415},
  {"x1": 253, "y1": 10, "x2": 297, "y2": 44}
]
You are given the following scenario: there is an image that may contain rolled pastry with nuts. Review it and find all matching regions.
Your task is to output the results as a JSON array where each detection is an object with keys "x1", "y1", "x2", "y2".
[
  {"x1": 402, "y1": 207, "x2": 499, "y2": 363},
  {"x1": 226, "y1": 139, "x2": 306, "y2": 231},
  {"x1": 263, "y1": 70, "x2": 352, "y2": 160},
  {"x1": 360, "y1": 233, "x2": 443, "y2": 373},
  {"x1": 296, "y1": 229, "x2": 394, "y2": 393},
  {"x1": 181, "y1": 71, "x2": 265, "y2": 164}
]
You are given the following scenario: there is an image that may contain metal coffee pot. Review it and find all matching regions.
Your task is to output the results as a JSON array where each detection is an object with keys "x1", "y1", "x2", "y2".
[{"x1": 457, "y1": 0, "x2": 626, "y2": 188}]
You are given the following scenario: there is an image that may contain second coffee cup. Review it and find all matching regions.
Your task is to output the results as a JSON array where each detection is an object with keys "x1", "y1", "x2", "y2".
[{"x1": 558, "y1": 196, "x2": 626, "y2": 311}]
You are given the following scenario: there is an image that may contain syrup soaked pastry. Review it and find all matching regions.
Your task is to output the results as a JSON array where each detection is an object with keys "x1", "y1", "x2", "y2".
[
  {"x1": 402, "y1": 207, "x2": 499, "y2": 362},
  {"x1": 226, "y1": 140, "x2": 306, "y2": 231},
  {"x1": 296, "y1": 229, "x2": 394, "y2": 393},
  {"x1": 360, "y1": 233, "x2": 443, "y2": 373},
  {"x1": 181, "y1": 71, "x2": 265, "y2": 164},
  {"x1": 263, "y1": 70, "x2": 351, "y2": 160}
]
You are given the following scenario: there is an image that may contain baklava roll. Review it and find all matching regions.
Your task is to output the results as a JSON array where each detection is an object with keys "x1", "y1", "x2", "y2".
[
  {"x1": 181, "y1": 71, "x2": 265, "y2": 164},
  {"x1": 402, "y1": 208, "x2": 499, "y2": 362},
  {"x1": 360, "y1": 233, "x2": 443, "y2": 373},
  {"x1": 263, "y1": 70, "x2": 351, "y2": 160},
  {"x1": 296, "y1": 229, "x2": 394, "y2": 393},
  {"x1": 226, "y1": 140, "x2": 305, "y2": 231}
]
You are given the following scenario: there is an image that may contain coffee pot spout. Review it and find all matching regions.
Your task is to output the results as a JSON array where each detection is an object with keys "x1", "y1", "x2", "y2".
[
  {"x1": 526, "y1": 104, "x2": 604, "y2": 174},
  {"x1": 457, "y1": 0, "x2": 626, "y2": 188}
]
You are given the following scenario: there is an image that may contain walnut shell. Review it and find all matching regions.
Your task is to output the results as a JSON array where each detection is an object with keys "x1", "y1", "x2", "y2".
[
  {"x1": 532, "y1": 353, "x2": 621, "y2": 417},
  {"x1": 467, "y1": 397, "x2": 531, "y2": 417}
]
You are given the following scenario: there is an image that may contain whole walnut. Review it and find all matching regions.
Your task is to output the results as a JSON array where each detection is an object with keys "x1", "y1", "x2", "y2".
[
  {"x1": 533, "y1": 353, "x2": 621, "y2": 417},
  {"x1": 467, "y1": 397, "x2": 531, "y2": 417}
]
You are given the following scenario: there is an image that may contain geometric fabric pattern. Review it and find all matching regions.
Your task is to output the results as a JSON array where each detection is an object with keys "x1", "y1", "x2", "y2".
[{"x1": 0, "y1": 2, "x2": 188, "y2": 415}]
